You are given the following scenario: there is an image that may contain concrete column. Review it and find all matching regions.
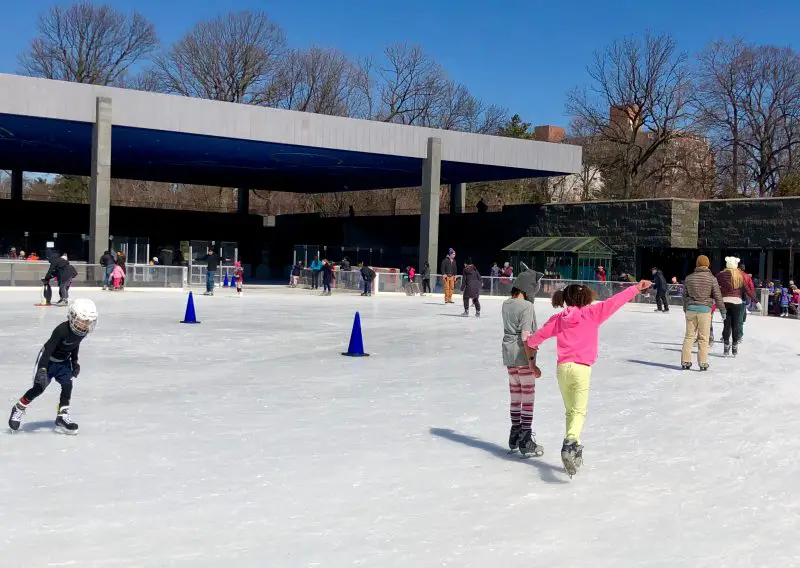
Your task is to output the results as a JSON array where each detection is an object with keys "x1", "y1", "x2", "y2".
[
  {"x1": 10, "y1": 170, "x2": 23, "y2": 201},
  {"x1": 237, "y1": 188, "x2": 250, "y2": 215},
  {"x1": 711, "y1": 249, "x2": 723, "y2": 274},
  {"x1": 758, "y1": 251, "x2": 766, "y2": 281},
  {"x1": 419, "y1": 137, "x2": 442, "y2": 272},
  {"x1": 766, "y1": 250, "x2": 774, "y2": 280},
  {"x1": 450, "y1": 183, "x2": 465, "y2": 214},
  {"x1": 89, "y1": 97, "x2": 112, "y2": 264}
]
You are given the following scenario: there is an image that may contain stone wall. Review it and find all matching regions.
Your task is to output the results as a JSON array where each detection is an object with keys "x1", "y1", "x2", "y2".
[
  {"x1": 671, "y1": 200, "x2": 700, "y2": 248},
  {"x1": 699, "y1": 197, "x2": 800, "y2": 250}
]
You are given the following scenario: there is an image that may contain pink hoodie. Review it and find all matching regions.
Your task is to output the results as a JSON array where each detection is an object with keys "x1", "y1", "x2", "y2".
[{"x1": 527, "y1": 286, "x2": 640, "y2": 366}]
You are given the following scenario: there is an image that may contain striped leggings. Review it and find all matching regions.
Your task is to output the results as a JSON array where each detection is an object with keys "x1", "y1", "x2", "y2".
[{"x1": 508, "y1": 366, "x2": 536, "y2": 431}]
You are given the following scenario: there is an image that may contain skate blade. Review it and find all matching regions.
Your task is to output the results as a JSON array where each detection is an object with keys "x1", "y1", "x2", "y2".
[
  {"x1": 561, "y1": 454, "x2": 578, "y2": 477},
  {"x1": 54, "y1": 425, "x2": 79, "y2": 435},
  {"x1": 519, "y1": 447, "x2": 545, "y2": 459}
]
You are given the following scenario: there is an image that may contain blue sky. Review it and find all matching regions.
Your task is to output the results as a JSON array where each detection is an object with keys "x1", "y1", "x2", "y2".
[{"x1": 1, "y1": 0, "x2": 798, "y2": 127}]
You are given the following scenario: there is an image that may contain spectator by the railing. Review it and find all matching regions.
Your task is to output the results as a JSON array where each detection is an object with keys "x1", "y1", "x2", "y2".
[
  {"x1": 99, "y1": 250, "x2": 115, "y2": 290},
  {"x1": 420, "y1": 261, "x2": 431, "y2": 295},
  {"x1": 43, "y1": 253, "x2": 78, "y2": 305},
  {"x1": 596, "y1": 265, "x2": 606, "y2": 282},
  {"x1": 780, "y1": 287, "x2": 791, "y2": 317},
  {"x1": 461, "y1": 258, "x2": 482, "y2": 317},
  {"x1": 359, "y1": 263, "x2": 375, "y2": 296},
  {"x1": 341, "y1": 257, "x2": 351, "y2": 272},
  {"x1": 18, "y1": 249, "x2": 26, "y2": 260},
  {"x1": 9, "y1": 247, "x2": 17, "y2": 260},
  {"x1": 440, "y1": 248, "x2": 458, "y2": 304},
  {"x1": 619, "y1": 271, "x2": 636, "y2": 283},
  {"x1": 681, "y1": 255, "x2": 725, "y2": 371},
  {"x1": 651, "y1": 267, "x2": 669, "y2": 313},
  {"x1": 310, "y1": 256, "x2": 323, "y2": 290}
]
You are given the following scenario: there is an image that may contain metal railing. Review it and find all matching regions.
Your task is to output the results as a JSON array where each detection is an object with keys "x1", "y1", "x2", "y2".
[
  {"x1": 189, "y1": 264, "x2": 238, "y2": 287},
  {"x1": 0, "y1": 260, "x2": 187, "y2": 288}
]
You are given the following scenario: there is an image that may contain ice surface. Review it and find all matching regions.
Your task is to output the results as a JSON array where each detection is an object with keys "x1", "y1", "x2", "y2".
[{"x1": 1, "y1": 287, "x2": 799, "y2": 568}]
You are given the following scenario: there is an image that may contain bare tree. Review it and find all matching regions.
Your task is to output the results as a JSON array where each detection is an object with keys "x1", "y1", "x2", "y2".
[
  {"x1": 375, "y1": 44, "x2": 447, "y2": 125},
  {"x1": 272, "y1": 47, "x2": 371, "y2": 117},
  {"x1": 151, "y1": 11, "x2": 286, "y2": 104},
  {"x1": 566, "y1": 32, "x2": 695, "y2": 199},
  {"x1": 19, "y1": 2, "x2": 158, "y2": 86}
]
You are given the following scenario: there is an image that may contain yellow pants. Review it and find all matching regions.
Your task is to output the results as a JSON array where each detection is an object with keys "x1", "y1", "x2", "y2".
[
  {"x1": 681, "y1": 310, "x2": 712, "y2": 365},
  {"x1": 443, "y1": 276, "x2": 456, "y2": 303},
  {"x1": 556, "y1": 363, "x2": 593, "y2": 444}
]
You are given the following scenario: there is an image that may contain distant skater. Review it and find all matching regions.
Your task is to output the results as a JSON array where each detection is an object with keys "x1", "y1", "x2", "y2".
[{"x1": 461, "y1": 258, "x2": 481, "y2": 317}]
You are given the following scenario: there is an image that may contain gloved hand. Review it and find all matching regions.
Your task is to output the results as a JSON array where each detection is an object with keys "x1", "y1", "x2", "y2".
[
  {"x1": 34, "y1": 367, "x2": 49, "y2": 388},
  {"x1": 72, "y1": 363, "x2": 80, "y2": 378}
]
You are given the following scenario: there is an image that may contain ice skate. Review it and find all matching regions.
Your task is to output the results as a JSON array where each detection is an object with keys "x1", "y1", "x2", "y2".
[
  {"x1": 8, "y1": 401, "x2": 26, "y2": 431},
  {"x1": 681, "y1": 362, "x2": 692, "y2": 370},
  {"x1": 55, "y1": 406, "x2": 79, "y2": 434},
  {"x1": 723, "y1": 342, "x2": 731, "y2": 357},
  {"x1": 561, "y1": 439, "x2": 583, "y2": 478},
  {"x1": 731, "y1": 342, "x2": 739, "y2": 357},
  {"x1": 699, "y1": 363, "x2": 709, "y2": 371},
  {"x1": 475, "y1": 312, "x2": 480, "y2": 318},
  {"x1": 518, "y1": 430, "x2": 544, "y2": 458},
  {"x1": 461, "y1": 310, "x2": 469, "y2": 317},
  {"x1": 507, "y1": 425, "x2": 521, "y2": 453}
]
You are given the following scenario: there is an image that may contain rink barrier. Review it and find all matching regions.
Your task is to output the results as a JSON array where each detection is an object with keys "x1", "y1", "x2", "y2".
[{"x1": 0, "y1": 261, "x2": 187, "y2": 289}]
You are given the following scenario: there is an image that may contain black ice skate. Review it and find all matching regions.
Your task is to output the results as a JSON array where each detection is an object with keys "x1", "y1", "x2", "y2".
[
  {"x1": 723, "y1": 342, "x2": 731, "y2": 357},
  {"x1": 8, "y1": 402, "x2": 26, "y2": 431},
  {"x1": 561, "y1": 439, "x2": 583, "y2": 478},
  {"x1": 518, "y1": 430, "x2": 544, "y2": 458},
  {"x1": 508, "y1": 425, "x2": 521, "y2": 452},
  {"x1": 461, "y1": 310, "x2": 469, "y2": 317},
  {"x1": 732, "y1": 342, "x2": 739, "y2": 357},
  {"x1": 55, "y1": 406, "x2": 79, "y2": 433},
  {"x1": 681, "y1": 362, "x2": 692, "y2": 370},
  {"x1": 475, "y1": 312, "x2": 480, "y2": 318},
  {"x1": 699, "y1": 363, "x2": 709, "y2": 371}
]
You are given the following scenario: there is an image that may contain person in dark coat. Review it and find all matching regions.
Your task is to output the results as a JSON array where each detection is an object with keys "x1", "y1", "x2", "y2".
[
  {"x1": 44, "y1": 253, "x2": 78, "y2": 305},
  {"x1": 99, "y1": 250, "x2": 115, "y2": 290},
  {"x1": 321, "y1": 260, "x2": 334, "y2": 296},
  {"x1": 461, "y1": 257, "x2": 482, "y2": 317},
  {"x1": 651, "y1": 267, "x2": 669, "y2": 312},
  {"x1": 421, "y1": 261, "x2": 431, "y2": 295}
]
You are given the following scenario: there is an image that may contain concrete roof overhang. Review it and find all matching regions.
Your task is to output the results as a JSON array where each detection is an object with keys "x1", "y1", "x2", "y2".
[{"x1": 0, "y1": 74, "x2": 582, "y2": 192}]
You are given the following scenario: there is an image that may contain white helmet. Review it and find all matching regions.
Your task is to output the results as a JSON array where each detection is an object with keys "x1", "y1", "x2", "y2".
[{"x1": 68, "y1": 299, "x2": 98, "y2": 336}]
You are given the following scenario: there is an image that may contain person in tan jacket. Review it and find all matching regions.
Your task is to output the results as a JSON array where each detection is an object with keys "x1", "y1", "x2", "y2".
[{"x1": 681, "y1": 255, "x2": 726, "y2": 370}]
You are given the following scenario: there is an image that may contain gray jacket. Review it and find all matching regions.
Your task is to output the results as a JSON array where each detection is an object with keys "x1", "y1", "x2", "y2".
[{"x1": 501, "y1": 297, "x2": 538, "y2": 367}]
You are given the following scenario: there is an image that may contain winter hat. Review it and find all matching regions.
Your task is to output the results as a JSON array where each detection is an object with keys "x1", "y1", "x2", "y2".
[
  {"x1": 465, "y1": 257, "x2": 473, "y2": 265},
  {"x1": 725, "y1": 256, "x2": 739, "y2": 269},
  {"x1": 514, "y1": 269, "x2": 544, "y2": 304},
  {"x1": 448, "y1": 248, "x2": 455, "y2": 256},
  {"x1": 696, "y1": 255, "x2": 710, "y2": 268}
]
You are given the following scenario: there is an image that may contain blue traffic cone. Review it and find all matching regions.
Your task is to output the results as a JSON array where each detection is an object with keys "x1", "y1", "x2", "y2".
[
  {"x1": 342, "y1": 312, "x2": 369, "y2": 356},
  {"x1": 223, "y1": 272, "x2": 229, "y2": 287},
  {"x1": 180, "y1": 291, "x2": 201, "y2": 324}
]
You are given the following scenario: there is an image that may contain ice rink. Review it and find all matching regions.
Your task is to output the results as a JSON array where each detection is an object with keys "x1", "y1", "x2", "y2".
[{"x1": 1, "y1": 287, "x2": 798, "y2": 568}]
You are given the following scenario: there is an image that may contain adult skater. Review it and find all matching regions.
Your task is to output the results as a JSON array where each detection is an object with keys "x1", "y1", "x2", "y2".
[
  {"x1": 680, "y1": 255, "x2": 725, "y2": 371},
  {"x1": 359, "y1": 263, "x2": 375, "y2": 296},
  {"x1": 321, "y1": 259, "x2": 334, "y2": 296},
  {"x1": 440, "y1": 248, "x2": 458, "y2": 304},
  {"x1": 43, "y1": 253, "x2": 78, "y2": 306},
  {"x1": 502, "y1": 269, "x2": 544, "y2": 457},
  {"x1": 99, "y1": 250, "x2": 115, "y2": 290},
  {"x1": 716, "y1": 257, "x2": 758, "y2": 356},
  {"x1": 527, "y1": 279, "x2": 651, "y2": 478},
  {"x1": 420, "y1": 261, "x2": 431, "y2": 295},
  {"x1": 651, "y1": 266, "x2": 669, "y2": 312},
  {"x1": 199, "y1": 247, "x2": 219, "y2": 295},
  {"x1": 8, "y1": 298, "x2": 98, "y2": 433},
  {"x1": 460, "y1": 257, "x2": 482, "y2": 317}
]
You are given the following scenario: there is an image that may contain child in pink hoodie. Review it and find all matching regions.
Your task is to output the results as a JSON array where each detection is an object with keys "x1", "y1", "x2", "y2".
[
  {"x1": 527, "y1": 280, "x2": 650, "y2": 477},
  {"x1": 110, "y1": 264, "x2": 125, "y2": 290}
]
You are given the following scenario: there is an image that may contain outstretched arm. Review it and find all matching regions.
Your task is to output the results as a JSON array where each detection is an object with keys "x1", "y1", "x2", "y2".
[
  {"x1": 526, "y1": 312, "x2": 561, "y2": 350},
  {"x1": 585, "y1": 282, "x2": 646, "y2": 324}
]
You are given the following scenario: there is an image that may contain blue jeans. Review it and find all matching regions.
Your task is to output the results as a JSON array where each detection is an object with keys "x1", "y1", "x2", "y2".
[
  {"x1": 206, "y1": 270, "x2": 216, "y2": 293},
  {"x1": 104, "y1": 265, "x2": 113, "y2": 286}
]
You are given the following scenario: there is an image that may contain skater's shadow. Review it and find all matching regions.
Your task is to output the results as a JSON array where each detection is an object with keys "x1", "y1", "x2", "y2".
[
  {"x1": 661, "y1": 347, "x2": 726, "y2": 358},
  {"x1": 429, "y1": 428, "x2": 568, "y2": 484},
  {"x1": 438, "y1": 313, "x2": 469, "y2": 318},
  {"x1": 626, "y1": 359, "x2": 684, "y2": 370},
  {"x1": 22, "y1": 420, "x2": 56, "y2": 433}
]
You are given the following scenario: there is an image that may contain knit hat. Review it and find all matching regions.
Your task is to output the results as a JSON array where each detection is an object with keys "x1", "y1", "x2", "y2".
[
  {"x1": 696, "y1": 255, "x2": 710, "y2": 268},
  {"x1": 725, "y1": 256, "x2": 739, "y2": 269},
  {"x1": 448, "y1": 248, "x2": 455, "y2": 255}
]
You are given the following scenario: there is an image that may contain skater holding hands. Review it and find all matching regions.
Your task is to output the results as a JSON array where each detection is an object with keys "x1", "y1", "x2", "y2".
[
  {"x1": 8, "y1": 299, "x2": 98, "y2": 433},
  {"x1": 527, "y1": 279, "x2": 651, "y2": 477}
]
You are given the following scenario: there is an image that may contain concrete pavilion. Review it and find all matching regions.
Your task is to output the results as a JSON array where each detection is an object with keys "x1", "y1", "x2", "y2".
[{"x1": 0, "y1": 74, "x2": 582, "y2": 267}]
